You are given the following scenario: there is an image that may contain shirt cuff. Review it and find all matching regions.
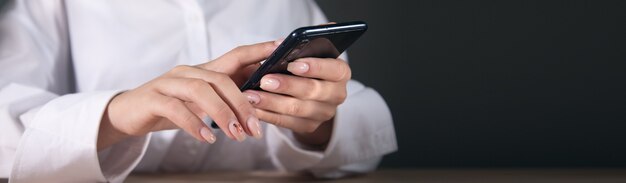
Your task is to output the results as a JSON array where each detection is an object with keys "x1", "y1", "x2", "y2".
[
  {"x1": 98, "y1": 134, "x2": 150, "y2": 182},
  {"x1": 265, "y1": 125, "x2": 324, "y2": 171},
  {"x1": 10, "y1": 90, "x2": 148, "y2": 182}
]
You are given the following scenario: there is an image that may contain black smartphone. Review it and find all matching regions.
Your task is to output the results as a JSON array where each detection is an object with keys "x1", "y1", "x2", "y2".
[
  {"x1": 240, "y1": 21, "x2": 368, "y2": 90},
  {"x1": 211, "y1": 21, "x2": 368, "y2": 128}
]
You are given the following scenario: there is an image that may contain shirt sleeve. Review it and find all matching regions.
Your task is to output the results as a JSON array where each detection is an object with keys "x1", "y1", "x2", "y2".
[
  {"x1": 9, "y1": 88, "x2": 149, "y2": 182},
  {"x1": 0, "y1": 1, "x2": 149, "y2": 182}
]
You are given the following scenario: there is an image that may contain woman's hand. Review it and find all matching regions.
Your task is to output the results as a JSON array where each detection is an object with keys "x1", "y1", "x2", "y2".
[
  {"x1": 243, "y1": 57, "x2": 351, "y2": 147},
  {"x1": 98, "y1": 41, "x2": 278, "y2": 150}
]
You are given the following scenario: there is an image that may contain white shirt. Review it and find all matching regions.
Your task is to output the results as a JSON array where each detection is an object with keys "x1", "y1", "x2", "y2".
[{"x1": 0, "y1": 0, "x2": 397, "y2": 182}]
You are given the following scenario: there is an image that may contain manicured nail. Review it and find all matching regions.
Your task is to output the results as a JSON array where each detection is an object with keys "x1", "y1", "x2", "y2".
[
  {"x1": 247, "y1": 116, "x2": 263, "y2": 139},
  {"x1": 287, "y1": 62, "x2": 309, "y2": 74},
  {"x1": 229, "y1": 120, "x2": 246, "y2": 142},
  {"x1": 200, "y1": 127, "x2": 216, "y2": 144},
  {"x1": 244, "y1": 91, "x2": 260, "y2": 105},
  {"x1": 260, "y1": 77, "x2": 279, "y2": 90}
]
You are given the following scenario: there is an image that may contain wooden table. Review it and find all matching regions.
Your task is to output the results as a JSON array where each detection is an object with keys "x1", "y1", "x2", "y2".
[{"x1": 126, "y1": 169, "x2": 626, "y2": 183}]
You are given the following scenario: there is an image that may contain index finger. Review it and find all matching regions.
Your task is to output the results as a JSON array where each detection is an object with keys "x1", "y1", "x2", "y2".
[
  {"x1": 199, "y1": 41, "x2": 279, "y2": 74},
  {"x1": 287, "y1": 58, "x2": 352, "y2": 82}
]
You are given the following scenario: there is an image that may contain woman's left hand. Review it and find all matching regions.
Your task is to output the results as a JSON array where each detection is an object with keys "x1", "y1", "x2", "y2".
[{"x1": 243, "y1": 57, "x2": 351, "y2": 147}]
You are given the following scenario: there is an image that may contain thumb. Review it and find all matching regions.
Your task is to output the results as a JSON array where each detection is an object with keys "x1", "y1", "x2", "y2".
[{"x1": 198, "y1": 40, "x2": 280, "y2": 74}]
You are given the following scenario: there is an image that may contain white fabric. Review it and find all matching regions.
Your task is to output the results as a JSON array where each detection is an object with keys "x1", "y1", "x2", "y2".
[{"x1": 0, "y1": 0, "x2": 397, "y2": 182}]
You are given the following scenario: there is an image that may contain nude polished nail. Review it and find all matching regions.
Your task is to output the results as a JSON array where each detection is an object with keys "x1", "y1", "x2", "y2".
[
  {"x1": 247, "y1": 116, "x2": 263, "y2": 139},
  {"x1": 229, "y1": 120, "x2": 246, "y2": 142},
  {"x1": 287, "y1": 62, "x2": 309, "y2": 74},
  {"x1": 200, "y1": 127, "x2": 216, "y2": 144},
  {"x1": 244, "y1": 92, "x2": 260, "y2": 105},
  {"x1": 260, "y1": 77, "x2": 279, "y2": 90}
]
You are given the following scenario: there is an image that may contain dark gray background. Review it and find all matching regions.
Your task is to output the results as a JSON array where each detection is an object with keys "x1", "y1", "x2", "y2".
[
  {"x1": 315, "y1": 0, "x2": 626, "y2": 168},
  {"x1": 2, "y1": 0, "x2": 625, "y2": 169}
]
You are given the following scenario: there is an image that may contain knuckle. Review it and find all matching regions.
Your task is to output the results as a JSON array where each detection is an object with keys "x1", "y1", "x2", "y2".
[
  {"x1": 287, "y1": 103, "x2": 302, "y2": 116},
  {"x1": 185, "y1": 79, "x2": 207, "y2": 94},
  {"x1": 218, "y1": 73, "x2": 231, "y2": 83},
  {"x1": 337, "y1": 62, "x2": 352, "y2": 81},
  {"x1": 336, "y1": 90, "x2": 348, "y2": 103},
  {"x1": 230, "y1": 45, "x2": 247, "y2": 55},
  {"x1": 162, "y1": 98, "x2": 183, "y2": 113},
  {"x1": 171, "y1": 65, "x2": 191, "y2": 75},
  {"x1": 271, "y1": 115, "x2": 286, "y2": 127},
  {"x1": 211, "y1": 72, "x2": 230, "y2": 85},
  {"x1": 302, "y1": 80, "x2": 320, "y2": 100},
  {"x1": 322, "y1": 108, "x2": 336, "y2": 121}
]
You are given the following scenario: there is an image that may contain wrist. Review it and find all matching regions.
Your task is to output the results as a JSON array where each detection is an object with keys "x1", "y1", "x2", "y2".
[
  {"x1": 97, "y1": 95, "x2": 131, "y2": 151},
  {"x1": 293, "y1": 119, "x2": 334, "y2": 148}
]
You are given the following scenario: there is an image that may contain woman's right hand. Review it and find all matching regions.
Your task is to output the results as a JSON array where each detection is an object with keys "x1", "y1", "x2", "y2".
[{"x1": 98, "y1": 41, "x2": 279, "y2": 150}]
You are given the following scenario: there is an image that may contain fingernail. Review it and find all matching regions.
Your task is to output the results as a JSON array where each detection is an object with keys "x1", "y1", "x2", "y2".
[
  {"x1": 260, "y1": 77, "x2": 279, "y2": 90},
  {"x1": 244, "y1": 91, "x2": 260, "y2": 105},
  {"x1": 274, "y1": 38, "x2": 285, "y2": 46},
  {"x1": 200, "y1": 127, "x2": 216, "y2": 144},
  {"x1": 287, "y1": 62, "x2": 309, "y2": 74},
  {"x1": 229, "y1": 120, "x2": 246, "y2": 142},
  {"x1": 247, "y1": 116, "x2": 263, "y2": 139}
]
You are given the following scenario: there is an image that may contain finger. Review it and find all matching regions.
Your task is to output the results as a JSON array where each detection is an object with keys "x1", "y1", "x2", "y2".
[
  {"x1": 255, "y1": 109, "x2": 322, "y2": 134},
  {"x1": 198, "y1": 41, "x2": 279, "y2": 74},
  {"x1": 287, "y1": 58, "x2": 352, "y2": 82},
  {"x1": 243, "y1": 63, "x2": 262, "y2": 78},
  {"x1": 234, "y1": 63, "x2": 261, "y2": 87},
  {"x1": 259, "y1": 74, "x2": 346, "y2": 104},
  {"x1": 153, "y1": 77, "x2": 246, "y2": 141},
  {"x1": 169, "y1": 65, "x2": 262, "y2": 139},
  {"x1": 151, "y1": 94, "x2": 216, "y2": 143},
  {"x1": 274, "y1": 38, "x2": 285, "y2": 46},
  {"x1": 185, "y1": 102, "x2": 207, "y2": 119},
  {"x1": 244, "y1": 90, "x2": 336, "y2": 122}
]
